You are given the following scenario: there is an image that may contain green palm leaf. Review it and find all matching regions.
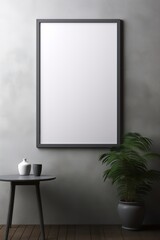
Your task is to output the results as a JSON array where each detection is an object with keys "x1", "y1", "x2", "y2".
[{"x1": 99, "y1": 132, "x2": 160, "y2": 202}]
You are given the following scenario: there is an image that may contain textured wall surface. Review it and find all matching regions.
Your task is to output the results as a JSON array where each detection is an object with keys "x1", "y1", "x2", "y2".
[{"x1": 0, "y1": 0, "x2": 160, "y2": 224}]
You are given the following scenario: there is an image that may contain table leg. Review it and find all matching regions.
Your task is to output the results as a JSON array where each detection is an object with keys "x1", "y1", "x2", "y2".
[
  {"x1": 35, "y1": 182, "x2": 45, "y2": 240},
  {"x1": 4, "y1": 182, "x2": 15, "y2": 240}
]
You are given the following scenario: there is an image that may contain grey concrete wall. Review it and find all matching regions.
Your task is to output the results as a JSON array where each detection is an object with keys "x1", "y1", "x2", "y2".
[{"x1": 0, "y1": 0, "x2": 160, "y2": 224}]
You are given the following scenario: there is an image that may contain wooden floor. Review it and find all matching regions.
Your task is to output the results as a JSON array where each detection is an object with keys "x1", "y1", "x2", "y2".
[{"x1": 0, "y1": 225, "x2": 160, "y2": 240}]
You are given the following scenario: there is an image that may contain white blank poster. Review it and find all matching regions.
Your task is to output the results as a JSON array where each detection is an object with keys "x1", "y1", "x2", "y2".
[{"x1": 37, "y1": 20, "x2": 121, "y2": 147}]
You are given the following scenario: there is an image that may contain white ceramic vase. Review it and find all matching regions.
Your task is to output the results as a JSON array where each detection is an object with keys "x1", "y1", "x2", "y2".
[{"x1": 18, "y1": 158, "x2": 31, "y2": 176}]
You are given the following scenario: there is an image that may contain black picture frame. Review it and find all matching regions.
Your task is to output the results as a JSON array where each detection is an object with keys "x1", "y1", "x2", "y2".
[{"x1": 36, "y1": 19, "x2": 122, "y2": 148}]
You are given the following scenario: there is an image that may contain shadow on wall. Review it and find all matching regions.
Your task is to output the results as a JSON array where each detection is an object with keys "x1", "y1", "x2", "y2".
[
  {"x1": 144, "y1": 182, "x2": 160, "y2": 225},
  {"x1": 41, "y1": 177, "x2": 119, "y2": 225}
]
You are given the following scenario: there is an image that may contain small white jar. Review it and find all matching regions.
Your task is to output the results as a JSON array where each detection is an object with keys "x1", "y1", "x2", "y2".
[{"x1": 18, "y1": 158, "x2": 31, "y2": 176}]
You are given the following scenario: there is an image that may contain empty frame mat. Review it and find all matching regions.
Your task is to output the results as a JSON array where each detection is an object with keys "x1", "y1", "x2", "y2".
[{"x1": 37, "y1": 19, "x2": 122, "y2": 147}]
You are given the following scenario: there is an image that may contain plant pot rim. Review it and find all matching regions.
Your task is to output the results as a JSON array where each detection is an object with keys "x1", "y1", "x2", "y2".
[{"x1": 119, "y1": 200, "x2": 144, "y2": 205}]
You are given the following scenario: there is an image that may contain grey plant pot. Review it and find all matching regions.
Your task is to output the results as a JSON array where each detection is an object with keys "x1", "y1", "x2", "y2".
[{"x1": 117, "y1": 200, "x2": 145, "y2": 230}]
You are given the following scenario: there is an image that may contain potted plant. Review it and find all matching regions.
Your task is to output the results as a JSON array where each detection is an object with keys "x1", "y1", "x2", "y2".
[{"x1": 99, "y1": 132, "x2": 160, "y2": 230}]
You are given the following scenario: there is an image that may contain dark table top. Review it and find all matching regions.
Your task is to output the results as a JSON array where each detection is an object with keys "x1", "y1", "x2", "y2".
[{"x1": 0, "y1": 175, "x2": 56, "y2": 182}]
